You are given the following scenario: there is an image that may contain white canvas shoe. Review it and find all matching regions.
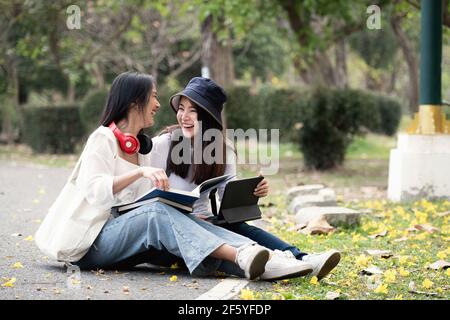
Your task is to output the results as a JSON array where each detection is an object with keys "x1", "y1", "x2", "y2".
[
  {"x1": 260, "y1": 250, "x2": 313, "y2": 281},
  {"x1": 235, "y1": 244, "x2": 270, "y2": 280},
  {"x1": 301, "y1": 249, "x2": 341, "y2": 280}
]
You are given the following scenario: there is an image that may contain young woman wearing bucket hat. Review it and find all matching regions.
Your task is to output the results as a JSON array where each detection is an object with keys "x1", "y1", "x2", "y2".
[{"x1": 148, "y1": 77, "x2": 341, "y2": 281}]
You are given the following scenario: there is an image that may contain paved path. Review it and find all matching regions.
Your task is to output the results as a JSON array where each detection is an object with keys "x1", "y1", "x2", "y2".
[{"x1": 0, "y1": 160, "x2": 272, "y2": 300}]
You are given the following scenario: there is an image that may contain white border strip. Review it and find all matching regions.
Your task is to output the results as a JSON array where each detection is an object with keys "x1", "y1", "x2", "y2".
[{"x1": 196, "y1": 278, "x2": 249, "y2": 300}]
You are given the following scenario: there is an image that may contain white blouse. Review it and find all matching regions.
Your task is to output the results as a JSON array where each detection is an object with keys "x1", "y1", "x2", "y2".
[
  {"x1": 75, "y1": 126, "x2": 155, "y2": 211},
  {"x1": 148, "y1": 132, "x2": 237, "y2": 216}
]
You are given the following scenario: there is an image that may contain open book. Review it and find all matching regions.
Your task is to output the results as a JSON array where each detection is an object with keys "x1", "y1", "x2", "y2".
[{"x1": 113, "y1": 174, "x2": 235, "y2": 214}]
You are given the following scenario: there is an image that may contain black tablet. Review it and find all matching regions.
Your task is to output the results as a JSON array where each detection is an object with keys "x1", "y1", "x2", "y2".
[{"x1": 218, "y1": 176, "x2": 264, "y2": 224}]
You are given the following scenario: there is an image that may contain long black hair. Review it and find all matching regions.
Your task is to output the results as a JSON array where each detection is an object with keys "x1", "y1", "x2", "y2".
[
  {"x1": 164, "y1": 102, "x2": 228, "y2": 185},
  {"x1": 100, "y1": 71, "x2": 154, "y2": 126}
]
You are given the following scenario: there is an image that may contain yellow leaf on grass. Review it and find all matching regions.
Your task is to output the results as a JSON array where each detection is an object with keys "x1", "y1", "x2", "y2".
[
  {"x1": 446, "y1": 269, "x2": 450, "y2": 277},
  {"x1": 397, "y1": 256, "x2": 408, "y2": 265},
  {"x1": 399, "y1": 267, "x2": 410, "y2": 277},
  {"x1": 169, "y1": 275, "x2": 178, "y2": 282},
  {"x1": 437, "y1": 251, "x2": 447, "y2": 260},
  {"x1": 170, "y1": 263, "x2": 179, "y2": 269},
  {"x1": 240, "y1": 288, "x2": 255, "y2": 300},
  {"x1": 23, "y1": 235, "x2": 33, "y2": 241},
  {"x1": 1, "y1": 277, "x2": 17, "y2": 288},
  {"x1": 374, "y1": 283, "x2": 388, "y2": 294},
  {"x1": 310, "y1": 276, "x2": 319, "y2": 285},
  {"x1": 355, "y1": 255, "x2": 371, "y2": 268},
  {"x1": 12, "y1": 262, "x2": 24, "y2": 269},
  {"x1": 383, "y1": 269, "x2": 397, "y2": 283},
  {"x1": 422, "y1": 279, "x2": 433, "y2": 289}
]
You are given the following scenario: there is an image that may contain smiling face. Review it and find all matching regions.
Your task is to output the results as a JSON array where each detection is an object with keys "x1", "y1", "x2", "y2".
[
  {"x1": 177, "y1": 96, "x2": 200, "y2": 138},
  {"x1": 142, "y1": 88, "x2": 160, "y2": 128}
]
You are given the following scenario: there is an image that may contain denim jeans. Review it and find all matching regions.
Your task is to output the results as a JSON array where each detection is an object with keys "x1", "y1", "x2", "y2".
[
  {"x1": 74, "y1": 202, "x2": 253, "y2": 277},
  {"x1": 223, "y1": 222, "x2": 307, "y2": 260}
]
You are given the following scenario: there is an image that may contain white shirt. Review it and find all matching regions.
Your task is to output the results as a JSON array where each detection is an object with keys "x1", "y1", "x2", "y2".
[
  {"x1": 75, "y1": 126, "x2": 155, "y2": 211},
  {"x1": 148, "y1": 132, "x2": 237, "y2": 216}
]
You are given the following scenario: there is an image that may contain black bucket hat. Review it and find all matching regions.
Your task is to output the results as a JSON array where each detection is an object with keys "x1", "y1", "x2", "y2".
[{"x1": 169, "y1": 77, "x2": 227, "y2": 129}]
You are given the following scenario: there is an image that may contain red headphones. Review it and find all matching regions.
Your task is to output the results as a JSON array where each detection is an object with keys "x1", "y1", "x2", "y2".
[{"x1": 108, "y1": 122, "x2": 140, "y2": 154}]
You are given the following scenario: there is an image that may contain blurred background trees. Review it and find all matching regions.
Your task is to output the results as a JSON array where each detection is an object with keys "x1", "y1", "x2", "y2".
[{"x1": 0, "y1": 0, "x2": 449, "y2": 169}]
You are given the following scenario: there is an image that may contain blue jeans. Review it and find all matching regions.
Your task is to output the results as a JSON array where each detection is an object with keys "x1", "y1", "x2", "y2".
[
  {"x1": 223, "y1": 222, "x2": 307, "y2": 260},
  {"x1": 74, "y1": 202, "x2": 253, "y2": 277}
]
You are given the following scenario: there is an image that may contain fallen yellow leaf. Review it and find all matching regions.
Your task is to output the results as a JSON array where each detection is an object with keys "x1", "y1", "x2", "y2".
[
  {"x1": 374, "y1": 283, "x2": 388, "y2": 294},
  {"x1": 437, "y1": 251, "x2": 447, "y2": 260},
  {"x1": 422, "y1": 279, "x2": 433, "y2": 289},
  {"x1": 310, "y1": 276, "x2": 319, "y2": 285},
  {"x1": 1, "y1": 277, "x2": 17, "y2": 288},
  {"x1": 12, "y1": 262, "x2": 24, "y2": 269},
  {"x1": 169, "y1": 275, "x2": 178, "y2": 282},
  {"x1": 23, "y1": 235, "x2": 33, "y2": 241},
  {"x1": 383, "y1": 269, "x2": 397, "y2": 283},
  {"x1": 399, "y1": 267, "x2": 410, "y2": 277},
  {"x1": 240, "y1": 288, "x2": 255, "y2": 300}
]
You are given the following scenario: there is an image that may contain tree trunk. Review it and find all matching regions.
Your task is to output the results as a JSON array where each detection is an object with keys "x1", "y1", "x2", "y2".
[
  {"x1": 391, "y1": 17, "x2": 419, "y2": 113},
  {"x1": 334, "y1": 39, "x2": 348, "y2": 89},
  {"x1": 92, "y1": 62, "x2": 105, "y2": 89},
  {"x1": 66, "y1": 77, "x2": 76, "y2": 103},
  {"x1": 0, "y1": 56, "x2": 20, "y2": 143},
  {"x1": 201, "y1": 15, "x2": 235, "y2": 88}
]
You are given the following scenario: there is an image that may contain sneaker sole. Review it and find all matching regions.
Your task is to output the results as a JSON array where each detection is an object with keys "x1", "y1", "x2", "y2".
[
  {"x1": 260, "y1": 265, "x2": 313, "y2": 281},
  {"x1": 246, "y1": 249, "x2": 270, "y2": 280},
  {"x1": 316, "y1": 251, "x2": 341, "y2": 280}
]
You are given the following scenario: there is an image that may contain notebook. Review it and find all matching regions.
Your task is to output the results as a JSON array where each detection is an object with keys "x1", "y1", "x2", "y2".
[{"x1": 114, "y1": 174, "x2": 235, "y2": 214}]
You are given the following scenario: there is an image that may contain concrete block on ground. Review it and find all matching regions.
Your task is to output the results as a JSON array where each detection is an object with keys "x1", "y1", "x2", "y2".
[
  {"x1": 287, "y1": 194, "x2": 337, "y2": 214},
  {"x1": 295, "y1": 206, "x2": 362, "y2": 227},
  {"x1": 286, "y1": 184, "x2": 324, "y2": 203}
]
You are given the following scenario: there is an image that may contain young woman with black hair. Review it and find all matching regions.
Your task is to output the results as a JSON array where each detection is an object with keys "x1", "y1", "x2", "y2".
[{"x1": 36, "y1": 71, "x2": 297, "y2": 281}]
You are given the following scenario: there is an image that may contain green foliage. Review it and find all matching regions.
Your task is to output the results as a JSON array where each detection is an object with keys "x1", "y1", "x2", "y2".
[
  {"x1": 79, "y1": 89, "x2": 109, "y2": 135},
  {"x1": 22, "y1": 105, "x2": 84, "y2": 154},
  {"x1": 372, "y1": 94, "x2": 403, "y2": 136},
  {"x1": 224, "y1": 85, "x2": 402, "y2": 170},
  {"x1": 257, "y1": 85, "x2": 306, "y2": 142},
  {"x1": 298, "y1": 88, "x2": 372, "y2": 170},
  {"x1": 233, "y1": 22, "x2": 289, "y2": 81},
  {"x1": 223, "y1": 86, "x2": 260, "y2": 131},
  {"x1": 349, "y1": 25, "x2": 398, "y2": 70}
]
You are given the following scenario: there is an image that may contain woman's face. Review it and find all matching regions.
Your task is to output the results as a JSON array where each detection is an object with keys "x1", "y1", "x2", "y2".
[
  {"x1": 142, "y1": 88, "x2": 160, "y2": 128},
  {"x1": 177, "y1": 96, "x2": 199, "y2": 138}
]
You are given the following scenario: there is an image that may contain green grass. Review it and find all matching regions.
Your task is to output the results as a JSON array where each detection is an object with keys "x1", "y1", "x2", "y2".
[{"x1": 242, "y1": 198, "x2": 450, "y2": 300}]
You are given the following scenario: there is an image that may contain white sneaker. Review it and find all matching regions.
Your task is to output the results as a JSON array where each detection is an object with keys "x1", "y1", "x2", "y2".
[
  {"x1": 301, "y1": 249, "x2": 341, "y2": 280},
  {"x1": 235, "y1": 244, "x2": 270, "y2": 280},
  {"x1": 260, "y1": 250, "x2": 313, "y2": 281}
]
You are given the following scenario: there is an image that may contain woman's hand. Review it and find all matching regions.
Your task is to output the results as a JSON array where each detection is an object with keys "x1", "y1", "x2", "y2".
[
  {"x1": 254, "y1": 177, "x2": 269, "y2": 197},
  {"x1": 195, "y1": 214, "x2": 212, "y2": 223},
  {"x1": 140, "y1": 167, "x2": 169, "y2": 191}
]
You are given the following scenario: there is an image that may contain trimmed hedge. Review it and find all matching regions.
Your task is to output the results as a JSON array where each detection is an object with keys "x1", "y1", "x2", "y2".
[
  {"x1": 375, "y1": 95, "x2": 402, "y2": 136},
  {"x1": 18, "y1": 84, "x2": 402, "y2": 169},
  {"x1": 298, "y1": 88, "x2": 375, "y2": 170},
  {"x1": 22, "y1": 105, "x2": 84, "y2": 154},
  {"x1": 79, "y1": 89, "x2": 108, "y2": 135},
  {"x1": 223, "y1": 85, "x2": 402, "y2": 170}
]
